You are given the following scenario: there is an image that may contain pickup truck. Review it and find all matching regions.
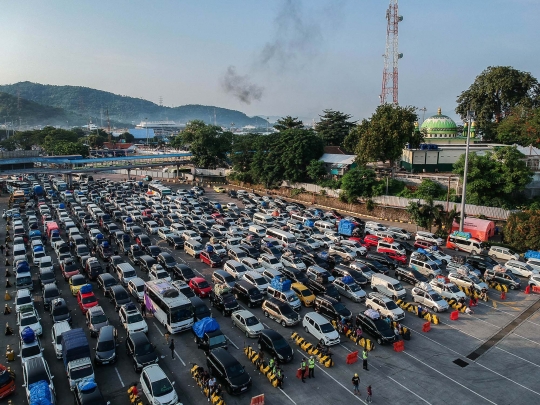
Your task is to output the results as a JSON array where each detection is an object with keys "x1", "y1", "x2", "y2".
[
  {"x1": 61, "y1": 328, "x2": 95, "y2": 391},
  {"x1": 208, "y1": 285, "x2": 240, "y2": 317}
]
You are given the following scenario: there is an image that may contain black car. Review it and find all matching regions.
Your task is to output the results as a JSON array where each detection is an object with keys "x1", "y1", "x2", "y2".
[
  {"x1": 94, "y1": 325, "x2": 118, "y2": 365},
  {"x1": 174, "y1": 280, "x2": 196, "y2": 298},
  {"x1": 144, "y1": 245, "x2": 162, "y2": 259},
  {"x1": 232, "y1": 280, "x2": 264, "y2": 308},
  {"x1": 166, "y1": 235, "x2": 184, "y2": 249},
  {"x1": 172, "y1": 264, "x2": 196, "y2": 282},
  {"x1": 260, "y1": 245, "x2": 282, "y2": 259},
  {"x1": 128, "y1": 244, "x2": 144, "y2": 264},
  {"x1": 206, "y1": 348, "x2": 252, "y2": 395},
  {"x1": 209, "y1": 289, "x2": 240, "y2": 317},
  {"x1": 228, "y1": 190, "x2": 237, "y2": 198},
  {"x1": 313, "y1": 295, "x2": 352, "y2": 321},
  {"x1": 194, "y1": 329, "x2": 228, "y2": 352},
  {"x1": 331, "y1": 265, "x2": 368, "y2": 286},
  {"x1": 238, "y1": 244, "x2": 260, "y2": 260},
  {"x1": 108, "y1": 285, "x2": 131, "y2": 311},
  {"x1": 157, "y1": 252, "x2": 177, "y2": 270},
  {"x1": 190, "y1": 296, "x2": 212, "y2": 321},
  {"x1": 138, "y1": 255, "x2": 158, "y2": 273},
  {"x1": 355, "y1": 312, "x2": 398, "y2": 345},
  {"x1": 397, "y1": 241, "x2": 415, "y2": 255},
  {"x1": 280, "y1": 266, "x2": 310, "y2": 285},
  {"x1": 257, "y1": 329, "x2": 294, "y2": 364},
  {"x1": 296, "y1": 243, "x2": 316, "y2": 258},
  {"x1": 97, "y1": 273, "x2": 118, "y2": 296},
  {"x1": 126, "y1": 331, "x2": 159, "y2": 372},
  {"x1": 73, "y1": 381, "x2": 108, "y2": 405},
  {"x1": 42, "y1": 284, "x2": 61, "y2": 311},
  {"x1": 39, "y1": 269, "x2": 56, "y2": 288},
  {"x1": 395, "y1": 266, "x2": 429, "y2": 286},
  {"x1": 365, "y1": 253, "x2": 398, "y2": 270},
  {"x1": 466, "y1": 255, "x2": 497, "y2": 276},
  {"x1": 306, "y1": 278, "x2": 341, "y2": 301},
  {"x1": 51, "y1": 297, "x2": 72, "y2": 324},
  {"x1": 302, "y1": 255, "x2": 331, "y2": 271},
  {"x1": 355, "y1": 257, "x2": 390, "y2": 275}
]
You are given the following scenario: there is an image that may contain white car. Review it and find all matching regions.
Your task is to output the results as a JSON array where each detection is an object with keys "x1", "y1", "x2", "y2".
[
  {"x1": 241, "y1": 257, "x2": 265, "y2": 274},
  {"x1": 227, "y1": 202, "x2": 238, "y2": 210},
  {"x1": 140, "y1": 365, "x2": 179, "y2": 405},
  {"x1": 18, "y1": 308, "x2": 43, "y2": 336},
  {"x1": 411, "y1": 283, "x2": 449, "y2": 312},
  {"x1": 145, "y1": 221, "x2": 160, "y2": 235},
  {"x1": 157, "y1": 227, "x2": 173, "y2": 240},
  {"x1": 387, "y1": 227, "x2": 412, "y2": 240},
  {"x1": 488, "y1": 246, "x2": 519, "y2": 261},
  {"x1": 365, "y1": 222, "x2": 387, "y2": 233},
  {"x1": 119, "y1": 303, "x2": 148, "y2": 334},
  {"x1": 415, "y1": 231, "x2": 443, "y2": 246},
  {"x1": 505, "y1": 260, "x2": 538, "y2": 278},
  {"x1": 128, "y1": 277, "x2": 146, "y2": 302},
  {"x1": 149, "y1": 264, "x2": 172, "y2": 282},
  {"x1": 182, "y1": 230, "x2": 202, "y2": 242},
  {"x1": 332, "y1": 277, "x2": 366, "y2": 302},
  {"x1": 280, "y1": 255, "x2": 306, "y2": 271},
  {"x1": 242, "y1": 271, "x2": 270, "y2": 293},
  {"x1": 311, "y1": 234, "x2": 334, "y2": 248},
  {"x1": 15, "y1": 289, "x2": 34, "y2": 313},
  {"x1": 365, "y1": 292, "x2": 405, "y2": 321},
  {"x1": 427, "y1": 248, "x2": 452, "y2": 265},
  {"x1": 258, "y1": 254, "x2": 284, "y2": 271},
  {"x1": 429, "y1": 279, "x2": 466, "y2": 301},
  {"x1": 448, "y1": 272, "x2": 488, "y2": 293},
  {"x1": 324, "y1": 231, "x2": 342, "y2": 243},
  {"x1": 297, "y1": 237, "x2": 321, "y2": 250},
  {"x1": 339, "y1": 240, "x2": 367, "y2": 256}
]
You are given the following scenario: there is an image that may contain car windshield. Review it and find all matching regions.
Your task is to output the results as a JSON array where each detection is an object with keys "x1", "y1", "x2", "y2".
[
  {"x1": 469, "y1": 275, "x2": 481, "y2": 284},
  {"x1": 386, "y1": 301, "x2": 398, "y2": 310},
  {"x1": 21, "y1": 315, "x2": 38, "y2": 326},
  {"x1": 97, "y1": 339, "x2": 115, "y2": 351},
  {"x1": 245, "y1": 316, "x2": 259, "y2": 326},
  {"x1": 17, "y1": 296, "x2": 32, "y2": 305},
  {"x1": 53, "y1": 305, "x2": 68, "y2": 316},
  {"x1": 115, "y1": 290, "x2": 129, "y2": 300},
  {"x1": 320, "y1": 323, "x2": 335, "y2": 333},
  {"x1": 44, "y1": 288, "x2": 59, "y2": 298},
  {"x1": 128, "y1": 313, "x2": 143, "y2": 323},
  {"x1": 22, "y1": 344, "x2": 41, "y2": 358},
  {"x1": 209, "y1": 334, "x2": 227, "y2": 346},
  {"x1": 254, "y1": 278, "x2": 267, "y2": 286},
  {"x1": 273, "y1": 338, "x2": 289, "y2": 350},
  {"x1": 198, "y1": 280, "x2": 210, "y2": 289},
  {"x1": 292, "y1": 258, "x2": 303, "y2": 264},
  {"x1": 40, "y1": 259, "x2": 53, "y2": 267},
  {"x1": 448, "y1": 284, "x2": 460, "y2": 293},
  {"x1": 225, "y1": 363, "x2": 245, "y2": 378},
  {"x1": 333, "y1": 302, "x2": 348, "y2": 313},
  {"x1": 348, "y1": 283, "x2": 360, "y2": 292},
  {"x1": 429, "y1": 292, "x2": 443, "y2": 301},
  {"x1": 170, "y1": 305, "x2": 193, "y2": 322},
  {"x1": 92, "y1": 314, "x2": 107, "y2": 324},
  {"x1": 73, "y1": 278, "x2": 85, "y2": 286},
  {"x1": 82, "y1": 295, "x2": 97, "y2": 304},
  {"x1": 394, "y1": 283, "x2": 404, "y2": 290},
  {"x1": 151, "y1": 378, "x2": 174, "y2": 397},
  {"x1": 373, "y1": 319, "x2": 391, "y2": 331},
  {"x1": 135, "y1": 342, "x2": 154, "y2": 355}
]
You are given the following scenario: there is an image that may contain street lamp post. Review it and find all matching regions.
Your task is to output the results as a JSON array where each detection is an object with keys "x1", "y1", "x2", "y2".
[{"x1": 459, "y1": 111, "x2": 475, "y2": 232}]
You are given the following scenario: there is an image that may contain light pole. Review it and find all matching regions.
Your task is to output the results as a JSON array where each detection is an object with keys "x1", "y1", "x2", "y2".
[{"x1": 459, "y1": 110, "x2": 475, "y2": 232}]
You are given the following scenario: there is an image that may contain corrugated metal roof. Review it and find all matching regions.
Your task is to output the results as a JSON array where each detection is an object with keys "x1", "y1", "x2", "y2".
[{"x1": 319, "y1": 154, "x2": 356, "y2": 165}]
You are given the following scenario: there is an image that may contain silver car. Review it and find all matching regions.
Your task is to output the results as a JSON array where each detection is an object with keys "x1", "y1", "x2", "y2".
[
  {"x1": 333, "y1": 277, "x2": 366, "y2": 302},
  {"x1": 411, "y1": 285, "x2": 449, "y2": 313},
  {"x1": 231, "y1": 309, "x2": 264, "y2": 338}
]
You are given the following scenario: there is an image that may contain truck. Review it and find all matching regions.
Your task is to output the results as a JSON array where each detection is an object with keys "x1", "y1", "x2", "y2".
[
  {"x1": 60, "y1": 328, "x2": 95, "y2": 391},
  {"x1": 337, "y1": 219, "x2": 364, "y2": 238},
  {"x1": 192, "y1": 317, "x2": 227, "y2": 352},
  {"x1": 45, "y1": 222, "x2": 60, "y2": 238}
]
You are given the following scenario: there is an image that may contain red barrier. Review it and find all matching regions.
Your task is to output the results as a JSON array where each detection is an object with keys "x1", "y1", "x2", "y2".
[
  {"x1": 422, "y1": 322, "x2": 431, "y2": 333},
  {"x1": 501, "y1": 291, "x2": 506, "y2": 300},
  {"x1": 533, "y1": 286, "x2": 540, "y2": 294},
  {"x1": 450, "y1": 311, "x2": 459, "y2": 321},
  {"x1": 346, "y1": 351, "x2": 358, "y2": 364},
  {"x1": 393, "y1": 341, "x2": 405, "y2": 352},
  {"x1": 296, "y1": 367, "x2": 307, "y2": 379},
  {"x1": 525, "y1": 286, "x2": 531, "y2": 295},
  {"x1": 250, "y1": 394, "x2": 265, "y2": 405}
]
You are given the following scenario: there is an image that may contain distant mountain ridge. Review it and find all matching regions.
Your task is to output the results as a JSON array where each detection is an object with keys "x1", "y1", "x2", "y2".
[{"x1": 0, "y1": 82, "x2": 268, "y2": 128}]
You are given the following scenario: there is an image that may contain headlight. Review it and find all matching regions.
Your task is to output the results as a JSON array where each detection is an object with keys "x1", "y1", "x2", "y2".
[{"x1": 278, "y1": 354, "x2": 284, "y2": 359}]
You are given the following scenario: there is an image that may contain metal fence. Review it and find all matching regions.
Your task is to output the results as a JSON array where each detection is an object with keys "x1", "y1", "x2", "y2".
[
  {"x1": 192, "y1": 168, "x2": 231, "y2": 176},
  {"x1": 113, "y1": 169, "x2": 193, "y2": 181},
  {"x1": 281, "y1": 181, "x2": 340, "y2": 198}
]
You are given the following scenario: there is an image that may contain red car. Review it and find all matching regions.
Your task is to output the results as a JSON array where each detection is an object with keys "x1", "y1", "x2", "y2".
[
  {"x1": 348, "y1": 237, "x2": 370, "y2": 248},
  {"x1": 200, "y1": 251, "x2": 223, "y2": 268},
  {"x1": 189, "y1": 277, "x2": 212, "y2": 298},
  {"x1": 0, "y1": 364, "x2": 16, "y2": 400},
  {"x1": 414, "y1": 239, "x2": 435, "y2": 250},
  {"x1": 363, "y1": 234, "x2": 380, "y2": 248},
  {"x1": 77, "y1": 289, "x2": 98, "y2": 314},
  {"x1": 60, "y1": 258, "x2": 80, "y2": 281},
  {"x1": 385, "y1": 251, "x2": 407, "y2": 264}
]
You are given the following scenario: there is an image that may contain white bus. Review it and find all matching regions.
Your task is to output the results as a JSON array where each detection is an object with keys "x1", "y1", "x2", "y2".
[
  {"x1": 148, "y1": 183, "x2": 173, "y2": 199},
  {"x1": 266, "y1": 228, "x2": 297, "y2": 247},
  {"x1": 144, "y1": 280, "x2": 193, "y2": 333}
]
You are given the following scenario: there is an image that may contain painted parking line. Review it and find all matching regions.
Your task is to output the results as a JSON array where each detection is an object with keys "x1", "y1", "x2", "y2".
[
  {"x1": 387, "y1": 376, "x2": 432, "y2": 405},
  {"x1": 115, "y1": 367, "x2": 125, "y2": 387},
  {"x1": 295, "y1": 350, "x2": 366, "y2": 404},
  {"x1": 478, "y1": 301, "x2": 540, "y2": 328},
  {"x1": 224, "y1": 334, "x2": 239, "y2": 350},
  {"x1": 152, "y1": 322, "x2": 186, "y2": 366},
  {"x1": 279, "y1": 388, "x2": 298, "y2": 405}
]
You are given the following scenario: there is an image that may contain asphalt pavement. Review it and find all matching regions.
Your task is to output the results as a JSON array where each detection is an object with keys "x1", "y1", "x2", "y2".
[{"x1": 2, "y1": 176, "x2": 540, "y2": 405}]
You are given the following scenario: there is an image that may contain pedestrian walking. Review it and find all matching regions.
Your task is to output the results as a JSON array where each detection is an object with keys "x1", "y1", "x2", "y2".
[
  {"x1": 169, "y1": 338, "x2": 175, "y2": 359},
  {"x1": 140, "y1": 302, "x2": 146, "y2": 317},
  {"x1": 0, "y1": 245, "x2": 4, "y2": 255},
  {"x1": 352, "y1": 373, "x2": 360, "y2": 395},
  {"x1": 362, "y1": 349, "x2": 369, "y2": 371},
  {"x1": 366, "y1": 385, "x2": 372, "y2": 403},
  {"x1": 207, "y1": 376, "x2": 216, "y2": 401},
  {"x1": 300, "y1": 358, "x2": 307, "y2": 383},
  {"x1": 417, "y1": 305, "x2": 423, "y2": 319},
  {"x1": 308, "y1": 356, "x2": 315, "y2": 378}
]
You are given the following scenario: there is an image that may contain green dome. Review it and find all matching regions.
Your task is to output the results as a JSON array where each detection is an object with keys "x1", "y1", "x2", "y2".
[{"x1": 420, "y1": 108, "x2": 458, "y2": 138}]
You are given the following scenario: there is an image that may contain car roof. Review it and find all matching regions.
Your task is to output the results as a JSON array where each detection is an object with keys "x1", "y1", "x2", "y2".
[
  {"x1": 129, "y1": 331, "x2": 150, "y2": 345},
  {"x1": 129, "y1": 277, "x2": 145, "y2": 286},
  {"x1": 143, "y1": 364, "x2": 167, "y2": 380},
  {"x1": 209, "y1": 347, "x2": 238, "y2": 366},
  {"x1": 260, "y1": 328, "x2": 283, "y2": 340},
  {"x1": 99, "y1": 273, "x2": 116, "y2": 281},
  {"x1": 88, "y1": 305, "x2": 105, "y2": 315}
]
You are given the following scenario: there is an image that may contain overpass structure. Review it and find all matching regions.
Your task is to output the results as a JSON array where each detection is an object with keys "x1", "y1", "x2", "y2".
[{"x1": 0, "y1": 153, "x2": 192, "y2": 185}]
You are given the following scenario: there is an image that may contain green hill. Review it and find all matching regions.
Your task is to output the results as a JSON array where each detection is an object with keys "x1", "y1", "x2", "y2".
[
  {"x1": 0, "y1": 91, "x2": 84, "y2": 126},
  {"x1": 0, "y1": 82, "x2": 268, "y2": 128}
]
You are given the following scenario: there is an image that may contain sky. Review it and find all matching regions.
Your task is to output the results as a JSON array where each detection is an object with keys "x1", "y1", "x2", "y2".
[{"x1": 1, "y1": 0, "x2": 539, "y2": 124}]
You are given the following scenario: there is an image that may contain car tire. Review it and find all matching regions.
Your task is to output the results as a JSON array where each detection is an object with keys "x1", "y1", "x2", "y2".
[
  {"x1": 222, "y1": 309, "x2": 226, "y2": 317},
  {"x1": 432, "y1": 306, "x2": 438, "y2": 313},
  {"x1": 397, "y1": 275, "x2": 402, "y2": 281},
  {"x1": 305, "y1": 326, "x2": 310, "y2": 334},
  {"x1": 510, "y1": 285, "x2": 516, "y2": 290},
  {"x1": 245, "y1": 331, "x2": 250, "y2": 338},
  {"x1": 372, "y1": 287, "x2": 378, "y2": 292},
  {"x1": 264, "y1": 311, "x2": 269, "y2": 318}
]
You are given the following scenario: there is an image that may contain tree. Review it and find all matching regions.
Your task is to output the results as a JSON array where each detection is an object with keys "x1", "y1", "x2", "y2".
[
  {"x1": 118, "y1": 131, "x2": 135, "y2": 143},
  {"x1": 496, "y1": 105, "x2": 540, "y2": 146},
  {"x1": 273, "y1": 116, "x2": 304, "y2": 131},
  {"x1": 415, "y1": 179, "x2": 445, "y2": 200},
  {"x1": 344, "y1": 104, "x2": 421, "y2": 165},
  {"x1": 87, "y1": 134, "x2": 107, "y2": 148},
  {"x1": 278, "y1": 129, "x2": 325, "y2": 183},
  {"x1": 315, "y1": 109, "x2": 356, "y2": 146},
  {"x1": 306, "y1": 159, "x2": 327, "y2": 182},
  {"x1": 406, "y1": 197, "x2": 444, "y2": 232},
  {"x1": 456, "y1": 66, "x2": 540, "y2": 140},
  {"x1": 179, "y1": 121, "x2": 232, "y2": 168},
  {"x1": 505, "y1": 210, "x2": 540, "y2": 251},
  {"x1": 453, "y1": 146, "x2": 532, "y2": 207},
  {"x1": 340, "y1": 166, "x2": 378, "y2": 202},
  {"x1": 169, "y1": 135, "x2": 184, "y2": 150}
]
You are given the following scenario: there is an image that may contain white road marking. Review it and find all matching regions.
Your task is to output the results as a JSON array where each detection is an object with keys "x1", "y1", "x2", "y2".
[
  {"x1": 262, "y1": 323, "x2": 270, "y2": 329},
  {"x1": 115, "y1": 367, "x2": 125, "y2": 387},
  {"x1": 152, "y1": 322, "x2": 186, "y2": 366},
  {"x1": 279, "y1": 388, "x2": 298, "y2": 405},
  {"x1": 339, "y1": 343, "x2": 353, "y2": 353},
  {"x1": 174, "y1": 350, "x2": 186, "y2": 366},
  {"x1": 295, "y1": 350, "x2": 366, "y2": 404},
  {"x1": 478, "y1": 299, "x2": 540, "y2": 328},
  {"x1": 193, "y1": 268, "x2": 205, "y2": 277},
  {"x1": 387, "y1": 376, "x2": 432, "y2": 405},
  {"x1": 494, "y1": 347, "x2": 540, "y2": 368},
  {"x1": 402, "y1": 352, "x2": 497, "y2": 404},
  {"x1": 224, "y1": 334, "x2": 239, "y2": 350}
]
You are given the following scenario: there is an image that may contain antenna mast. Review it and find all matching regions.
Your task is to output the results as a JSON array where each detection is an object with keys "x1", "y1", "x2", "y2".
[{"x1": 380, "y1": 0, "x2": 402, "y2": 105}]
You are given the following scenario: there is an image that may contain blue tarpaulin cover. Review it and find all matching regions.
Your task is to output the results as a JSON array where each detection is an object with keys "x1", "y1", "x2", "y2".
[
  {"x1": 29, "y1": 380, "x2": 52, "y2": 405},
  {"x1": 78, "y1": 378, "x2": 97, "y2": 391},
  {"x1": 21, "y1": 327, "x2": 36, "y2": 344},
  {"x1": 215, "y1": 203, "x2": 222, "y2": 210},
  {"x1": 16, "y1": 262, "x2": 30, "y2": 273},
  {"x1": 304, "y1": 219, "x2": 315, "y2": 228},
  {"x1": 193, "y1": 317, "x2": 220, "y2": 338},
  {"x1": 338, "y1": 220, "x2": 355, "y2": 236},
  {"x1": 525, "y1": 250, "x2": 540, "y2": 259},
  {"x1": 417, "y1": 248, "x2": 427, "y2": 254},
  {"x1": 342, "y1": 275, "x2": 354, "y2": 284},
  {"x1": 206, "y1": 245, "x2": 214, "y2": 253},
  {"x1": 30, "y1": 230, "x2": 42, "y2": 237},
  {"x1": 80, "y1": 284, "x2": 92, "y2": 294},
  {"x1": 270, "y1": 276, "x2": 291, "y2": 291}
]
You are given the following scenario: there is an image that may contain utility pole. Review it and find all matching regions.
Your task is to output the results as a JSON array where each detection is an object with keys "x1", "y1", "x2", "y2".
[
  {"x1": 459, "y1": 111, "x2": 475, "y2": 232},
  {"x1": 380, "y1": 0, "x2": 403, "y2": 105}
]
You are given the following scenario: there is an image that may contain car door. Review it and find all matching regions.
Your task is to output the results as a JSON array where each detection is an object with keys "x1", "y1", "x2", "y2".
[{"x1": 142, "y1": 372, "x2": 152, "y2": 400}]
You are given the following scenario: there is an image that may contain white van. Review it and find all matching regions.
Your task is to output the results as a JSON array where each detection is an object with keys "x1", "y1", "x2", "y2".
[
  {"x1": 248, "y1": 225, "x2": 266, "y2": 238},
  {"x1": 266, "y1": 228, "x2": 296, "y2": 247},
  {"x1": 415, "y1": 231, "x2": 443, "y2": 246},
  {"x1": 224, "y1": 260, "x2": 248, "y2": 279},
  {"x1": 184, "y1": 239, "x2": 203, "y2": 258},
  {"x1": 302, "y1": 312, "x2": 340, "y2": 346},
  {"x1": 253, "y1": 213, "x2": 275, "y2": 226},
  {"x1": 267, "y1": 285, "x2": 301, "y2": 311},
  {"x1": 13, "y1": 243, "x2": 27, "y2": 262},
  {"x1": 314, "y1": 220, "x2": 335, "y2": 233},
  {"x1": 116, "y1": 263, "x2": 137, "y2": 286},
  {"x1": 52, "y1": 321, "x2": 71, "y2": 359},
  {"x1": 370, "y1": 273, "x2": 407, "y2": 300}
]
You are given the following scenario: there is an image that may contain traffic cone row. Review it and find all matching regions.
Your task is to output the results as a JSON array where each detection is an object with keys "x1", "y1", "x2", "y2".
[
  {"x1": 444, "y1": 298, "x2": 468, "y2": 313},
  {"x1": 290, "y1": 332, "x2": 334, "y2": 367},
  {"x1": 342, "y1": 328, "x2": 375, "y2": 351},
  {"x1": 244, "y1": 346, "x2": 279, "y2": 387}
]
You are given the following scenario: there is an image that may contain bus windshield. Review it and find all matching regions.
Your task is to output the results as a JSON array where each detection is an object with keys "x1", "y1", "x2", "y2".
[{"x1": 169, "y1": 304, "x2": 193, "y2": 323}]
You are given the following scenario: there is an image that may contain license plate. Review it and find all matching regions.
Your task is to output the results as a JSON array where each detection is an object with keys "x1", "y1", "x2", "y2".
[{"x1": 101, "y1": 361, "x2": 109, "y2": 364}]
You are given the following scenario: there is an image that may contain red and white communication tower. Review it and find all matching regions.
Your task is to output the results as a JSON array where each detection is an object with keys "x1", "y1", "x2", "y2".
[{"x1": 380, "y1": 0, "x2": 403, "y2": 105}]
